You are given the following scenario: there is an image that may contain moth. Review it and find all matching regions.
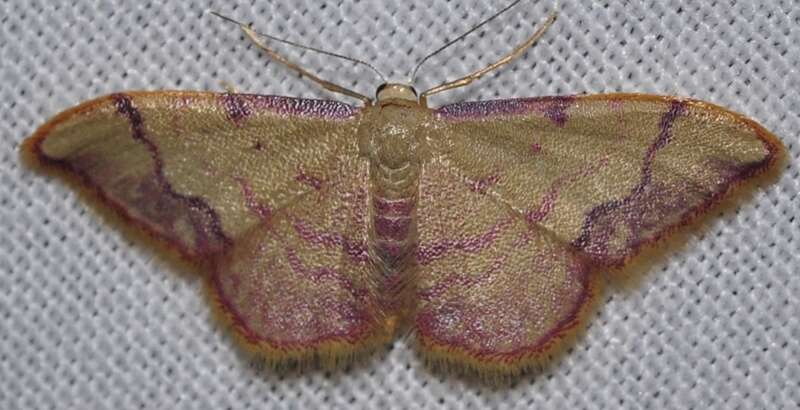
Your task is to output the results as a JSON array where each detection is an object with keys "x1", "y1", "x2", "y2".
[{"x1": 22, "y1": 5, "x2": 784, "y2": 376}]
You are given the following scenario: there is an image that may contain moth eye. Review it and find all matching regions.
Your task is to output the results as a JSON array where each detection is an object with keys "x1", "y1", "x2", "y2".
[{"x1": 376, "y1": 83, "x2": 389, "y2": 99}]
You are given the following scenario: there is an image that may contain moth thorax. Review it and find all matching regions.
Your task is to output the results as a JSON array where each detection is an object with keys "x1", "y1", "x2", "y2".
[
  {"x1": 376, "y1": 138, "x2": 417, "y2": 170},
  {"x1": 359, "y1": 105, "x2": 423, "y2": 171}
]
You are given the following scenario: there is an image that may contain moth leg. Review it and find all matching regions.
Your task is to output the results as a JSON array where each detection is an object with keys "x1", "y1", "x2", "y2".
[
  {"x1": 219, "y1": 80, "x2": 238, "y2": 93},
  {"x1": 419, "y1": 9, "x2": 557, "y2": 107}
]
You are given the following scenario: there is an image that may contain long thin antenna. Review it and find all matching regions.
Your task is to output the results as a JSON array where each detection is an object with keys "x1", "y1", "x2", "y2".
[
  {"x1": 409, "y1": 0, "x2": 524, "y2": 83},
  {"x1": 419, "y1": 10, "x2": 557, "y2": 107},
  {"x1": 209, "y1": 11, "x2": 383, "y2": 103},
  {"x1": 209, "y1": 11, "x2": 386, "y2": 82}
]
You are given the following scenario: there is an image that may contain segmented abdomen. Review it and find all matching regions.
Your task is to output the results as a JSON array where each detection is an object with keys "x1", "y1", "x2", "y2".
[{"x1": 368, "y1": 162, "x2": 419, "y2": 282}]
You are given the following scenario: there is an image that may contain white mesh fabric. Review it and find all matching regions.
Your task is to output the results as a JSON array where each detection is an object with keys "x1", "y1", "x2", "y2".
[{"x1": 2, "y1": 0, "x2": 798, "y2": 408}]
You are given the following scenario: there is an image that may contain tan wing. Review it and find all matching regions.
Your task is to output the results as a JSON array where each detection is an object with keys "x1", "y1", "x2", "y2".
[
  {"x1": 414, "y1": 158, "x2": 596, "y2": 373},
  {"x1": 24, "y1": 91, "x2": 393, "y2": 363},
  {"x1": 413, "y1": 94, "x2": 783, "y2": 373},
  {"x1": 433, "y1": 94, "x2": 783, "y2": 267},
  {"x1": 210, "y1": 153, "x2": 393, "y2": 363},
  {"x1": 23, "y1": 91, "x2": 361, "y2": 257}
]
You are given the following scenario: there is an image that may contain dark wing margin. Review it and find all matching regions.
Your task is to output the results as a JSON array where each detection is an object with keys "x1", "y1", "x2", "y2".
[
  {"x1": 434, "y1": 93, "x2": 784, "y2": 267},
  {"x1": 22, "y1": 91, "x2": 362, "y2": 258}
]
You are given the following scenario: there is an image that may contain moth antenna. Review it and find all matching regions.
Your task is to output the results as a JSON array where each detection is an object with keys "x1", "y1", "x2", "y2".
[
  {"x1": 208, "y1": 10, "x2": 382, "y2": 104},
  {"x1": 418, "y1": 7, "x2": 557, "y2": 107},
  {"x1": 409, "y1": 0, "x2": 525, "y2": 84}
]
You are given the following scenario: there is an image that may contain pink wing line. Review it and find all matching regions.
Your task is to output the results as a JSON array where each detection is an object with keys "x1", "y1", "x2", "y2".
[
  {"x1": 25, "y1": 91, "x2": 362, "y2": 259},
  {"x1": 24, "y1": 91, "x2": 391, "y2": 363},
  {"x1": 211, "y1": 157, "x2": 389, "y2": 358},
  {"x1": 413, "y1": 158, "x2": 594, "y2": 370},
  {"x1": 434, "y1": 94, "x2": 783, "y2": 267},
  {"x1": 419, "y1": 93, "x2": 783, "y2": 371}
]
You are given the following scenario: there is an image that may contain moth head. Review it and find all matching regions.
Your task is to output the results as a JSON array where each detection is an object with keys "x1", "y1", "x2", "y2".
[{"x1": 376, "y1": 83, "x2": 418, "y2": 103}]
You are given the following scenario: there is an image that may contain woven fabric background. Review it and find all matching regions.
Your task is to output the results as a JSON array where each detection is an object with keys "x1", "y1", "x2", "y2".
[{"x1": 2, "y1": 0, "x2": 798, "y2": 408}]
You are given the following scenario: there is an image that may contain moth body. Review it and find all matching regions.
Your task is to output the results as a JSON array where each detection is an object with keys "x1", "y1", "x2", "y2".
[
  {"x1": 23, "y1": 86, "x2": 784, "y2": 375},
  {"x1": 359, "y1": 84, "x2": 428, "y2": 301}
]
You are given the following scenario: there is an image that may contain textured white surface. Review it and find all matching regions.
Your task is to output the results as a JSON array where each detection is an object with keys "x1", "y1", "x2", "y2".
[{"x1": 2, "y1": 0, "x2": 798, "y2": 408}]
